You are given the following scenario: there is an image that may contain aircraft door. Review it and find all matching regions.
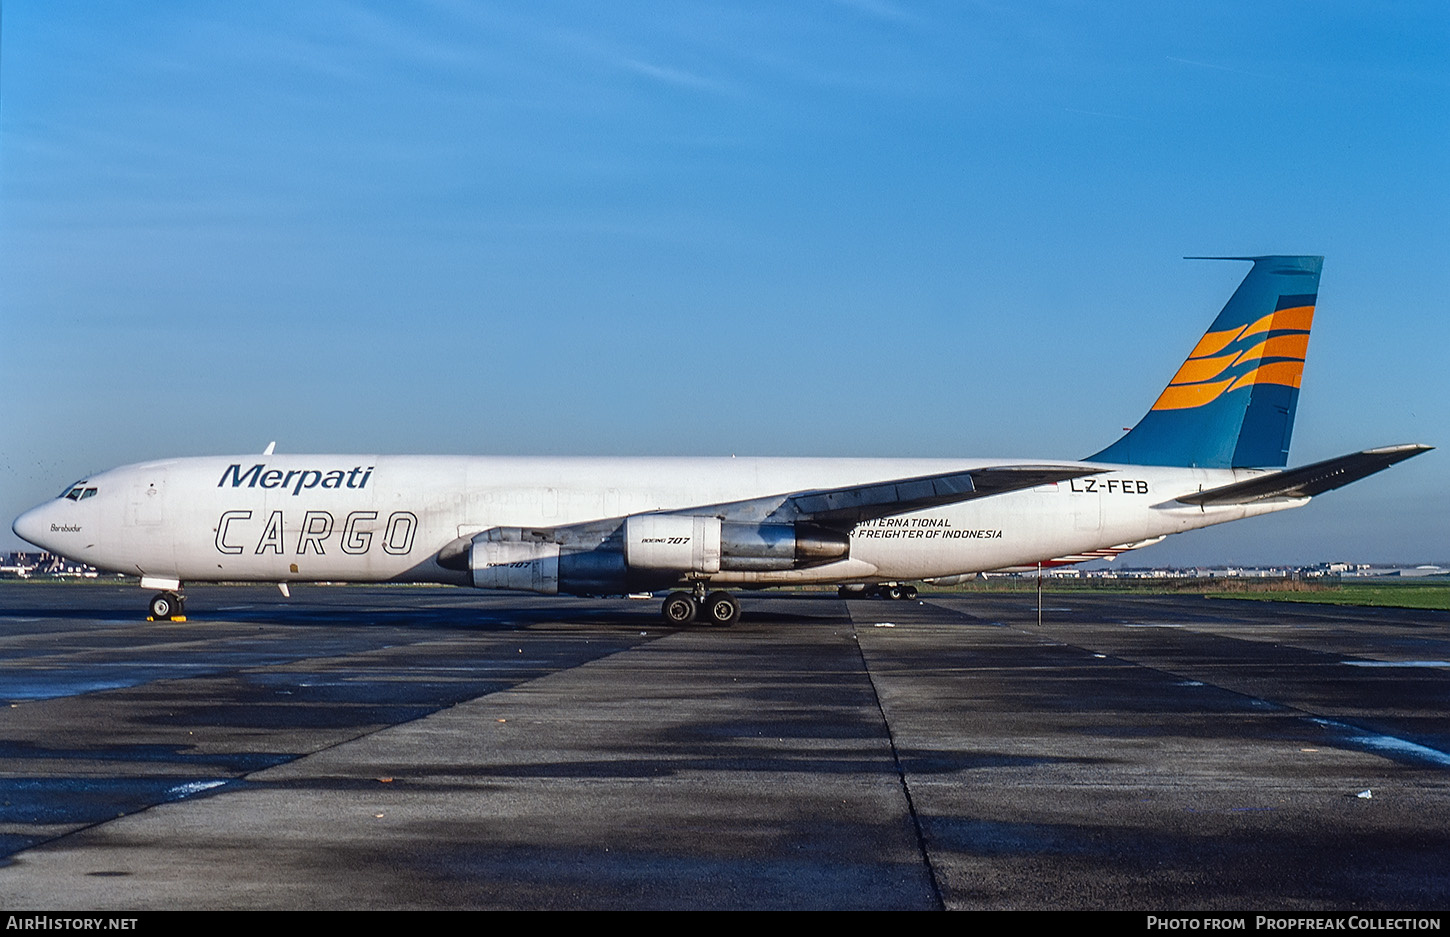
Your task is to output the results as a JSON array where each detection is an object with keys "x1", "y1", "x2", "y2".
[
  {"x1": 1072, "y1": 483, "x2": 1102, "y2": 536},
  {"x1": 125, "y1": 468, "x2": 169, "y2": 528},
  {"x1": 123, "y1": 466, "x2": 176, "y2": 573}
]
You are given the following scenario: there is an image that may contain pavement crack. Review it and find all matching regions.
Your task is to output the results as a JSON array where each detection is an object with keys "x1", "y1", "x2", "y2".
[{"x1": 849, "y1": 609, "x2": 946, "y2": 912}]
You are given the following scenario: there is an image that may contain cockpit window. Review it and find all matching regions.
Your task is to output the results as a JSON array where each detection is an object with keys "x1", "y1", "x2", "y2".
[
  {"x1": 59, "y1": 482, "x2": 95, "y2": 501},
  {"x1": 80, "y1": 488, "x2": 98, "y2": 500}
]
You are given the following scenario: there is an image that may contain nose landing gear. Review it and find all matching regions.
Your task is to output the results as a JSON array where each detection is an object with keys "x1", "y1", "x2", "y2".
[{"x1": 148, "y1": 591, "x2": 186, "y2": 621}]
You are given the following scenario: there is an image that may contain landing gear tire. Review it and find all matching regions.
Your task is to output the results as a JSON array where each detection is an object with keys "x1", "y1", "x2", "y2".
[
  {"x1": 662, "y1": 592, "x2": 698, "y2": 625},
  {"x1": 149, "y1": 591, "x2": 183, "y2": 620},
  {"x1": 902, "y1": 585, "x2": 918, "y2": 600},
  {"x1": 885, "y1": 585, "x2": 905, "y2": 600},
  {"x1": 703, "y1": 591, "x2": 740, "y2": 625}
]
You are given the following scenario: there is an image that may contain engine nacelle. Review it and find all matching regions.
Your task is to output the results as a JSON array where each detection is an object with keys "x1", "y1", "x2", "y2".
[
  {"x1": 470, "y1": 538, "x2": 560, "y2": 594},
  {"x1": 623, "y1": 515, "x2": 722, "y2": 572},
  {"x1": 623, "y1": 515, "x2": 849, "y2": 573},
  {"x1": 461, "y1": 526, "x2": 628, "y2": 596}
]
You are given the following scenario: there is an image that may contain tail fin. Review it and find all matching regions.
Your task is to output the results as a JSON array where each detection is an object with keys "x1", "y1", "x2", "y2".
[{"x1": 1089, "y1": 255, "x2": 1322, "y2": 468}]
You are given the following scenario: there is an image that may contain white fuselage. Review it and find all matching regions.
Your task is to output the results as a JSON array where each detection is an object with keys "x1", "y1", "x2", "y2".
[{"x1": 13, "y1": 454, "x2": 1303, "y2": 589}]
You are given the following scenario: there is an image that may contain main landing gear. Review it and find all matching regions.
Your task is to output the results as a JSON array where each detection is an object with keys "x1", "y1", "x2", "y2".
[
  {"x1": 661, "y1": 587, "x2": 740, "y2": 625},
  {"x1": 148, "y1": 591, "x2": 186, "y2": 621},
  {"x1": 838, "y1": 583, "x2": 918, "y2": 600}
]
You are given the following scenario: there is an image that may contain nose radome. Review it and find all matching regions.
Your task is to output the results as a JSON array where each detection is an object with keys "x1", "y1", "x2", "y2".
[{"x1": 12, "y1": 504, "x2": 53, "y2": 550}]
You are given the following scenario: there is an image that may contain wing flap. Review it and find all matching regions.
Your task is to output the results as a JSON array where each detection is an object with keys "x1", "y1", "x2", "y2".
[{"x1": 1176, "y1": 444, "x2": 1431, "y2": 506}]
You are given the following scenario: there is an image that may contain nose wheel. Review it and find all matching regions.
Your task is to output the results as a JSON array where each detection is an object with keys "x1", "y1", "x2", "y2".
[{"x1": 148, "y1": 591, "x2": 186, "y2": 621}]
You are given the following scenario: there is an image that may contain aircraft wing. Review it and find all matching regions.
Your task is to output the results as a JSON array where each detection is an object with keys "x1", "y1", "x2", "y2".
[
  {"x1": 664, "y1": 463, "x2": 1106, "y2": 527},
  {"x1": 774, "y1": 464, "x2": 1104, "y2": 525},
  {"x1": 1176, "y1": 444, "x2": 1432, "y2": 506}
]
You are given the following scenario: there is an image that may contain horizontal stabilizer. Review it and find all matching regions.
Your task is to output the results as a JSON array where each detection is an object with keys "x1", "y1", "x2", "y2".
[
  {"x1": 785, "y1": 465, "x2": 1102, "y2": 525},
  {"x1": 1176, "y1": 445, "x2": 1432, "y2": 506}
]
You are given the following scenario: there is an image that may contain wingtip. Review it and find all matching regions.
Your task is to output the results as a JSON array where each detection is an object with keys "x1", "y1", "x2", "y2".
[{"x1": 1366, "y1": 443, "x2": 1434, "y2": 456}]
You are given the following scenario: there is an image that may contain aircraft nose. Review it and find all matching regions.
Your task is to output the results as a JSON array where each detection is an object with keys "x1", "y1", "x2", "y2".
[{"x1": 12, "y1": 503, "x2": 55, "y2": 550}]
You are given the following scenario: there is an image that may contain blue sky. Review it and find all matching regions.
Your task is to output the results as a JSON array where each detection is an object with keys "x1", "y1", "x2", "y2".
[{"x1": 3, "y1": 1, "x2": 1446, "y2": 564}]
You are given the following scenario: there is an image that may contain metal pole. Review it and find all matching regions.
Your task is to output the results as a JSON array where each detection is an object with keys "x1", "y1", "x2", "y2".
[{"x1": 1036, "y1": 560, "x2": 1043, "y2": 627}]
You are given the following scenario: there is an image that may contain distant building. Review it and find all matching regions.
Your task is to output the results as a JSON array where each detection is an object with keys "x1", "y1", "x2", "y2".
[{"x1": 1, "y1": 551, "x2": 104, "y2": 578}]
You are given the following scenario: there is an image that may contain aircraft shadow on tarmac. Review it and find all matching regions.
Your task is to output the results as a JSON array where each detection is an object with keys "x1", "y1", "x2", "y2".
[{"x1": 2, "y1": 595, "x2": 850, "y2": 630}]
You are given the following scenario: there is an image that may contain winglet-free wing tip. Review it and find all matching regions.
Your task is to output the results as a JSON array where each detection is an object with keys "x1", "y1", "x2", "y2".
[{"x1": 1367, "y1": 443, "x2": 1433, "y2": 455}]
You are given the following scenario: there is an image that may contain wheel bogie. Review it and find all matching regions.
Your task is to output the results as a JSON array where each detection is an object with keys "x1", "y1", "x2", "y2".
[
  {"x1": 661, "y1": 589, "x2": 742, "y2": 625},
  {"x1": 840, "y1": 583, "x2": 918, "y2": 600}
]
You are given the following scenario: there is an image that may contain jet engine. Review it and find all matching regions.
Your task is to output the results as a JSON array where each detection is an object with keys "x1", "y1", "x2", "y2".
[
  {"x1": 445, "y1": 516, "x2": 850, "y2": 596},
  {"x1": 622, "y1": 515, "x2": 849, "y2": 573}
]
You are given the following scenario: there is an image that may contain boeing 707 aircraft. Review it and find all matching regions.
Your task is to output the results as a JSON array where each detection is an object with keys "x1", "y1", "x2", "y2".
[{"x1": 12, "y1": 256, "x2": 1430, "y2": 624}]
